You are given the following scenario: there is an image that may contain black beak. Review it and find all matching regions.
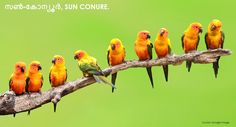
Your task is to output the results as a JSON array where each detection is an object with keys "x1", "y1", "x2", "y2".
[
  {"x1": 21, "y1": 67, "x2": 25, "y2": 73},
  {"x1": 147, "y1": 34, "x2": 151, "y2": 39},
  {"x1": 160, "y1": 31, "x2": 165, "y2": 36},
  {"x1": 38, "y1": 65, "x2": 42, "y2": 70},
  {"x1": 211, "y1": 25, "x2": 216, "y2": 31},
  {"x1": 74, "y1": 55, "x2": 78, "y2": 60},
  {"x1": 52, "y1": 59, "x2": 56, "y2": 64},
  {"x1": 199, "y1": 28, "x2": 203, "y2": 33},
  {"x1": 111, "y1": 44, "x2": 116, "y2": 50}
]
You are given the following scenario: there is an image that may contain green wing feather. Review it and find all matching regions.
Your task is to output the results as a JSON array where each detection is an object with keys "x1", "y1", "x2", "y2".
[
  {"x1": 107, "y1": 50, "x2": 110, "y2": 66},
  {"x1": 26, "y1": 77, "x2": 30, "y2": 92},
  {"x1": 49, "y1": 70, "x2": 52, "y2": 84},
  {"x1": 79, "y1": 62, "x2": 103, "y2": 75},
  {"x1": 147, "y1": 43, "x2": 153, "y2": 59},
  {"x1": 221, "y1": 31, "x2": 225, "y2": 48},
  {"x1": 196, "y1": 35, "x2": 200, "y2": 49},
  {"x1": 205, "y1": 33, "x2": 209, "y2": 49},
  {"x1": 181, "y1": 34, "x2": 185, "y2": 50},
  {"x1": 9, "y1": 78, "x2": 12, "y2": 90}
]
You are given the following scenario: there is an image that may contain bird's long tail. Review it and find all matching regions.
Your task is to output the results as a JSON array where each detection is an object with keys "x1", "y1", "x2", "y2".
[
  {"x1": 146, "y1": 67, "x2": 154, "y2": 88},
  {"x1": 186, "y1": 61, "x2": 192, "y2": 72},
  {"x1": 111, "y1": 72, "x2": 117, "y2": 93},
  {"x1": 162, "y1": 65, "x2": 168, "y2": 82},
  {"x1": 93, "y1": 75, "x2": 116, "y2": 89},
  {"x1": 213, "y1": 56, "x2": 220, "y2": 78}
]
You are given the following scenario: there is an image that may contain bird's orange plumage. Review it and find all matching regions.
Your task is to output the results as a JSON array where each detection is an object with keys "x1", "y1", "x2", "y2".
[
  {"x1": 135, "y1": 31, "x2": 152, "y2": 60},
  {"x1": 27, "y1": 61, "x2": 43, "y2": 92},
  {"x1": 108, "y1": 39, "x2": 125, "y2": 66},
  {"x1": 9, "y1": 62, "x2": 27, "y2": 95},
  {"x1": 154, "y1": 28, "x2": 171, "y2": 58},
  {"x1": 182, "y1": 22, "x2": 202, "y2": 53}
]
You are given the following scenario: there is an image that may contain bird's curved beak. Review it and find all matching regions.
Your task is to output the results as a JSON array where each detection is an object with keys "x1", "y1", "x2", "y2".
[
  {"x1": 52, "y1": 58, "x2": 56, "y2": 64},
  {"x1": 147, "y1": 34, "x2": 151, "y2": 39},
  {"x1": 21, "y1": 67, "x2": 25, "y2": 73},
  {"x1": 160, "y1": 31, "x2": 165, "y2": 36},
  {"x1": 211, "y1": 25, "x2": 216, "y2": 31},
  {"x1": 74, "y1": 55, "x2": 78, "y2": 60},
  {"x1": 111, "y1": 44, "x2": 116, "y2": 50},
  {"x1": 199, "y1": 28, "x2": 203, "y2": 33},
  {"x1": 38, "y1": 65, "x2": 42, "y2": 70}
]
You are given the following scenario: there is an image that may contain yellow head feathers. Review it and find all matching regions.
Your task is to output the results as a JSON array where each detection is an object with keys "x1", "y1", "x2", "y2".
[
  {"x1": 52, "y1": 55, "x2": 65, "y2": 66},
  {"x1": 208, "y1": 19, "x2": 222, "y2": 32}
]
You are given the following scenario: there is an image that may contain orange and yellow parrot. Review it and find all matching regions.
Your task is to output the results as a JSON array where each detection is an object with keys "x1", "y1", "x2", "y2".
[
  {"x1": 74, "y1": 50, "x2": 115, "y2": 89},
  {"x1": 154, "y1": 28, "x2": 172, "y2": 82},
  {"x1": 107, "y1": 38, "x2": 125, "y2": 92},
  {"x1": 182, "y1": 22, "x2": 203, "y2": 72},
  {"x1": 49, "y1": 55, "x2": 67, "y2": 112},
  {"x1": 205, "y1": 19, "x2": 225, "y2": 78},
  {"x1": 135, "y1": 31, "x2": 154, "y2": 88},
  {"x1": 9, "y1": 62, "x2": 27, "y2": 95},
  {"x1": 26, "y1": 61, "x2": 43, "y2": 93},
  {"x1": 26, "y1": 61, "x2": 43, "y2": 115}
]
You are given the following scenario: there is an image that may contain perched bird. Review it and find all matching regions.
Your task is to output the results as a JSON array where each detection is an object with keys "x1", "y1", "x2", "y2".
[
  {"x1": 182, "y1": 22, "x2": 203, "y2": 72},
  {"x1": 154, "y1": 28, "x2": 172, "y2": 82},
  {"x1": 134, "y1": 31, "x2": 154, "y2": 88},
  {"x1": 26, "y1": 61, "x2": 43, "y2": 93},
  {"x1": 205, "y1": 19, "x2": 225, "y2": 78},
  {"x1": 26, "y1": 61, "x2": 43, "y2": 115},
  {"x1": 9, "y1": 61, "x2": 27, "y2": 95},
  {"x1": 9, "y1": 61, "x2": 27, "y2": 117},
  {"x1": 107, "y1": 38, "x2": 125, "y2": 92},
  {"x1": 49, "y1": 55, "x2": 67, "y2": 112},
  {"x1": 74, "y1": 50, "x2": 115, "y2": 89}
]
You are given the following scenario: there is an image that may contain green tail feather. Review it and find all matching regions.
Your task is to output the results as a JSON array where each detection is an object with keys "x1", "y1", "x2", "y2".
[
  {"x1": 111, "y1": 73, "x2": 117, "y2": 93},
  {"x1": 213, "y1": 56, "x2": 220, "y2": 78},
  {"x1": 93, "y1": 75, "x2": 116, "y2": 89},
  {"x1": 146, "y1": 67, "x2": 154, "y2": 88},
  {"x1": 186, "y1": 61, "x2": 192, "y2": 72},
  {"x1": 163, "y1": 65, "x2": 168, "y2": 82}
]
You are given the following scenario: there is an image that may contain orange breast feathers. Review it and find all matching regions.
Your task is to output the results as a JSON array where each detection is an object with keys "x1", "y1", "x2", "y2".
[
  {"x1": 206, "y1": 32, "x2": 223, "y2": 49},
  {"x1": 109, "y1": 50, "x2": 125, "y2": 66},
  {"x1": 155, "y1": 39, "x2": 170, "y2": 58},
  {"x1": 135, "y1": 40, "x2": 150, "y2": 60},
  {"x1": 183, "y1": 36, "x2": 199, "y2": 53},
  {"x1": 10, "y1": 74, "x2": 27, "y2": 95},
  {"x1": 27, "y1": 74, "x2": 43, "y2": 92}
]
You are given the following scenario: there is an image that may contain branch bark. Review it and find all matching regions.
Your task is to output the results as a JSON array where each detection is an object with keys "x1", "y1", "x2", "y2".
[{"x1": 0, "y1": 49, "x2": 232, "y2": 115}]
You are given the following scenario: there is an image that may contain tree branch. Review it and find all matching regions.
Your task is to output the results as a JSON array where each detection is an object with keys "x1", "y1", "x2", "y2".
[{"x1": 0, "y1": 49, "x2": 232, "y2": 115}]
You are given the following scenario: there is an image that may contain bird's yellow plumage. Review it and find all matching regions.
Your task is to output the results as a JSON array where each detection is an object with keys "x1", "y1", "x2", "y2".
[
  {"x1": 205, "y1": 19, "x2": 225, "y2": 78},
  {"x1": 49, "y1": 55, "x2": 67, "y2": 87},
  {"x1": 154, "y1": 28, "x2": 172, "y2": 82},
  {"x1": 26, "y1": 61, "x2": 43, "y2": 93},
  {"x1": 107, "y1": 38, "x2": 126, "y2": 92}
]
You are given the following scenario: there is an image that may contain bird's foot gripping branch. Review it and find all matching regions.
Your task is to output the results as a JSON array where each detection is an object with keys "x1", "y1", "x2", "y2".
[{"x1": 0, "y1": 49, "x2": 232, "y2": 116}]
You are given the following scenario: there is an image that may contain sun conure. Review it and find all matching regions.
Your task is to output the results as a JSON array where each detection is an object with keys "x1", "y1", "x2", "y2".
[
  {"x1": 205, "y1": 19, "x2": 225, "y2": 78},
  {"x1": 182, "y1": 22, "x2": 203, "y2": 72},
  {"x1": 74, "y1": 50, "x2": 115, "y2": 89},
  {"x1": 107, "y1": 38, "x2": 125, "y2": 92},
  {"x1": 154, "y1": 28, "x2": 172, "y2": 82},
  {"x1": 9, "y1": 61, "x2": 27, "y2": 95},
  {"x1": 26, "y1": 61, "x2": 43, "y2": 115},
  {"x1": 49, "y1": 55, "x2": 67, "y2": 112},
  {"x1": 134, "y1": 31, "x2": 154, "y2": 88},
  {"x1": 9, "y1": 61, "x2": 27, "y2": 117},
  {"x1": 26, "y1": 61, "x2": 43, "y2": 93}
]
